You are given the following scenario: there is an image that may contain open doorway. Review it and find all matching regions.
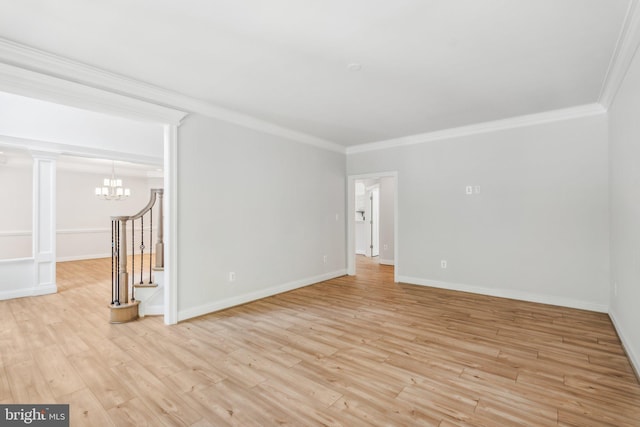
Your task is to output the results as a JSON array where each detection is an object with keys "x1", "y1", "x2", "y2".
[
  {"x1": 348, "y1": 172, "x2": 398, "y2": 280},
  {"x1": 355, "y1": 181, "x2": 380, "y2": 259},
  {"x1": 0, "y1": 88, "x2": 183, "y2": 324}
]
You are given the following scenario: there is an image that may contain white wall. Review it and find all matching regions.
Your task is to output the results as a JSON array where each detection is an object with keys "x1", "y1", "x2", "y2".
[
  {"x1": 57, "y1": 168, "x2": 161, "y2": 261},
  {"x1": 0, "y1": 156, "x2": 32, "y2": 259},
  {"x1": 379, "y1": 176, "x2": 395, "y2": 265},
  {"x1": 608, "y1": 40, "x2": 640, "y2": 375},
  {"x1": 177, "y1": 114, "x2": 346, "y2": 320},
  {"x1": 0, "y1": 159, "x2": 161, "y2": 261},
  {"x1": 348, "y1": 114, "x2": 610, "y2": 311}
]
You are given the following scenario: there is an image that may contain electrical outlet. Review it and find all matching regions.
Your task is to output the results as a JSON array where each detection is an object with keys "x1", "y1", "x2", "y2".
[
  {"x1": 383, "y1": 244, "x2": 388, "y2": 250},
  {"x1": 441, "y1": 260, "x2": 447, "y2": 269},
  {"x1": 323, "y1": 255, "x2": 328, "y2": 264},
  {"x1": 228, "y1": 272, "x2": 236, "y2": 282},
  {"x1": 465, "y1": 186, "x2": 473, "y2": 195},
  {"x1": 474, "y1": 185, "x2": 481, "y2": 194}
]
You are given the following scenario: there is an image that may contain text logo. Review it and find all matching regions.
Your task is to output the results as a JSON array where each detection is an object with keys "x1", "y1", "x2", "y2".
[{"x1": 1, "y1": 405, "x2": 68, "y2": 426}]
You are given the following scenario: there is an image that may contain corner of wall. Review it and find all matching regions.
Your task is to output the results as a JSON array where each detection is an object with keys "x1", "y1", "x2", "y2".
[{"x1": 608, "y1": 309, "x2": 640, "y2": 381}]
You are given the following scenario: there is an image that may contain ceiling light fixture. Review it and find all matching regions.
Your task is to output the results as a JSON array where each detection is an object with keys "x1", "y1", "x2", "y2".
[{"x1": 95, "y1": 161, "x2": 131, "y2": 201}]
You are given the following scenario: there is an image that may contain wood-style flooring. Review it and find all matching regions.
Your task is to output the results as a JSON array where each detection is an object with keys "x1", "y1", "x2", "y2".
[{"x1": 1, "y1": 256, "x2": 639, "y2": 426}]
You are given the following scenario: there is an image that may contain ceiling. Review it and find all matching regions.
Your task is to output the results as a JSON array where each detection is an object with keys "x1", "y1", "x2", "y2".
[{"x1": 0, "y1": 0, "x2": 632, "y2": 146}]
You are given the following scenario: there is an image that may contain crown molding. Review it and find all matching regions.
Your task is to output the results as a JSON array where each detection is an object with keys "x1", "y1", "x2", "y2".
[
  {"x1": 0, "y1": 36, "x2": 618, "y2": 156},
  {"x1": 346, "y1": 103, "x2": 607, "y2": 155},
  {"x1": 0, "y1": 61, "x2": 187, "y2": 126},
  {"x1": 599, "y1": 0, "x2": 640, "y2": 109},
  {"x1": 0, "y1": 38, "x2": 345, "y2": 154}
]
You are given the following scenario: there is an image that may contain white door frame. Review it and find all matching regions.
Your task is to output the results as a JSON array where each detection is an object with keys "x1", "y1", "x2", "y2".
[
  {"x1": 347, "y1": 171, "x2": 398, "y2": 282},
  {"x1": 365, "y1": 184, "x2": 380, "y2": 258}
]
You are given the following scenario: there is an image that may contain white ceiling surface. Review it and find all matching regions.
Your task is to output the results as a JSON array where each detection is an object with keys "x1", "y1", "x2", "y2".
[
  {"x1": 0, "y1": 0, "x2": 631, "y2": 146},
  {"x1": 0, "y1": 91, "x2": 164, "y2": 160}
]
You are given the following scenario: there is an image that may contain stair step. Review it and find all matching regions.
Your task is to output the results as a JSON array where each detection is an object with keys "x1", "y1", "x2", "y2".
[
  {"x1": 109, "y1": 300, "x2": 140, "y2": 323},
  {"x1": 134, "y1": 283, "x2": 158, "y2": 288}
]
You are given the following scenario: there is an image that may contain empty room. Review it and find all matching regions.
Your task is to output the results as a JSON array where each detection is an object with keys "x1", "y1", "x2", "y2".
[{"x1": 1, "y1": 1, "x2": 640, "y2": 426}]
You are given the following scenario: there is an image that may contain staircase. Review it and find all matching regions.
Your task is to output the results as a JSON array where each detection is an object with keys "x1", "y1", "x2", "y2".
[{"x1": 109, "y1": 189, "x2": 164, "y2": 323}]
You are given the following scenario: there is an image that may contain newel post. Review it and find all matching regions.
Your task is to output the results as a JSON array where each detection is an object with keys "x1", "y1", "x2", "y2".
[
  {"x1": 118, "y1": 218, "x2": 129, "y2": 304},
  {"x1": 155, "y1": 190, "x2": 164, "y2": 268}
]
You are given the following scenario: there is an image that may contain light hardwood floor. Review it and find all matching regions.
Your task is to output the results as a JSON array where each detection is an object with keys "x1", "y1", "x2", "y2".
[{"x1": 1, "y1": 256, "x2": 639, "y2": 426}]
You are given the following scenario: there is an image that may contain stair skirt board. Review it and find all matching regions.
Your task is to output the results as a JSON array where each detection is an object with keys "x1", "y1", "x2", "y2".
[{"x1": 139, "y1": 304, "x2": 164, "y2": 317}]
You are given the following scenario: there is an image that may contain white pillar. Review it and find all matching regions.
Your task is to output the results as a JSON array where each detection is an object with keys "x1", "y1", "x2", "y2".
[
  {"x1": 32, "y1": 151, "x2": 57, "y2": 294},
  {"x1": 164, "y1": 123, "x2": 179, "y2": 324}
]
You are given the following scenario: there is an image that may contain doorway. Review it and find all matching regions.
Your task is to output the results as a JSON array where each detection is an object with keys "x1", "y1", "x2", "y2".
[
  {"x1": 347, "y1": 172, "x2": 398, "y2": 281},
  {"x1": 355, "y1": 181, "x2": 380, "y2": 259}
]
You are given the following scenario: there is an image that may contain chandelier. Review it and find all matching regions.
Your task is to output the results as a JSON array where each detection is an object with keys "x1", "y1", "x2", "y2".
[{"x1": 95, "y1": 161, "x2": 131, "y2": 200}]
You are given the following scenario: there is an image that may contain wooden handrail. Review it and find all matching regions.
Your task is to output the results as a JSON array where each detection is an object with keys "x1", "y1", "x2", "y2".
[
  {"x1": 110, "y1": 188, "x2": 164, "y2": 313},
  {"x1": 111, "y1": 188, "x2": 163, "y2": 222}
]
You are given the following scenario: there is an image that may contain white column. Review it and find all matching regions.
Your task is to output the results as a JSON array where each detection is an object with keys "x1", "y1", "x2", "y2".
[
  {"x1": 32, "y1": 151, "x2": 57, "y2": 294},
  {"x1": 164, "y1": 123, "x2": 179, "y2": 324}
]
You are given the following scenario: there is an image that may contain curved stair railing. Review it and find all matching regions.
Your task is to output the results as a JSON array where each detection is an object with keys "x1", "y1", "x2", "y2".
[{"x1": 109, "y1": 188, "x2": 163, "y2": 323}]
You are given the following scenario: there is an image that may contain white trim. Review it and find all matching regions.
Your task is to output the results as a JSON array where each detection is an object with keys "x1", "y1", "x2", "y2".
[
  {"x1": 608, "y1": 310, "x2": 640, "y2": 381},
  {"x1": 346, "y1": 104, "x2": 606, "y2": 154},
  {"x1": 0, "y1": 257, "x2": 33, "y2": 264},
  {"x1": 0, "y1": 38, "x2": 622, "y2": 156},
  {"x1": 3, "y1": 227, "x2": 155, "y2": 237},
  {"x1": 0, "y1": 134, "x2": 163, "y2": 166},
  {"x1": 56, "y1": 253, "x2": 111, "y2": 262},
  {"x1": 599, "y1": 0, "x2": 640, "y2": 109},
  {"x1": 0, "y1": 230, "x2": 31, "y2": 237},
  {"x1": 178, "y1": 269, "x2": 347, "y2": 322},
  {"x1": 57, "y1": 228, "x2": 109, "y2": 235},
  {"x1": 137, "y1": 283, "x2": 164, "y2": 318},
  {"x1": 0, "y1": 38, "x2": 343, "y2": 153},
  {"x1": 0, "y1": 284, "x2": 57, "y2": 301},
  {"x1": 347, "y1": 172, "x2": 399, "y2": 283},
  {"x1": 164, "y1": 124, "x2": 179, "y2": 325},
  {"x1": 0, "y1": 61, "x2": 186, "y2": 126},
  {"x1": 31, "y1": 153, "x2": 57, "y2": 290},
  {"x1": 188, "y1": 102, "x2": 345, "y2": 153},
  {"x1": 378, "y1": 259, "x2": 395, "y2": 266},
  {"x1": 140, "y1": 304, "x2": 164, "y2": 317},
  {"x1": 397, "y1": 275, "x2": 609, "y2": 313},
  {"x1": 355, "y1": 249, "x2": 367, "y2": 255},
  {"x1": 56, "y1": 227, "x2": 156, "y2": 235}
]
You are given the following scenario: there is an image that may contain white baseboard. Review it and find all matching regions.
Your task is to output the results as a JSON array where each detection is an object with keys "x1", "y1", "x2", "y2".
[
  {"x1": 57, "y1": 251, "x2": 157, "y2": 262},
  {"x1": 57, "y1": 253, "x2": 111, "y2": 262},
  {"x1": 178, "y1": 269, "x2": 347, "y2": 322},
  {"x1": 379, "y1": 258, "x2": 395, "y2": 266},
  {"x1": 608, "y1": 310, "x2": 640, "y2": 381},
  {"x1": 355, "y1": 250, "x2": 366, "y2": 255},
  {"x1": 397, "y1": 275, "x2": 608, "y2": 313},
  {"x1": 140, "y1": 304, "x2": 164, "y2": 317},
  {"x1": 0, "y1": 284, "x2": 57, "y2": 301}
]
